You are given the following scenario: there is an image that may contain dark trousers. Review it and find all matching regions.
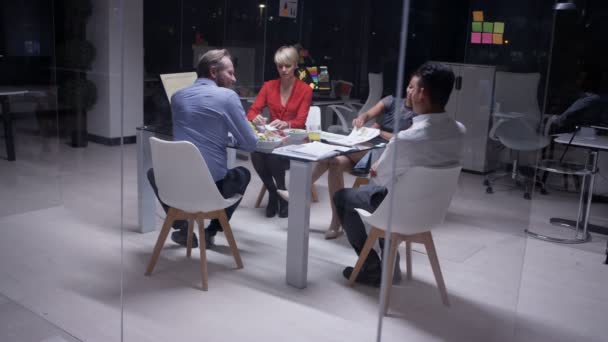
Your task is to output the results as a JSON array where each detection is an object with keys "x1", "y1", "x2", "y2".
[
  {"x1": 147, "y1": 166, "x2": 251, "y2": 236},
  {"x1": 250, "y1": 152, "x2": 289, "y2": 194},
  {"x1": 334, "y1": 185, "x2": 388, "y2": 266}
]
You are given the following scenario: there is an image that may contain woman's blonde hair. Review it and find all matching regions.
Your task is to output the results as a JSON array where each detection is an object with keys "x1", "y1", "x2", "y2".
[{"x1": 274, "y1": 46, "x2": 299, "y2": 66}]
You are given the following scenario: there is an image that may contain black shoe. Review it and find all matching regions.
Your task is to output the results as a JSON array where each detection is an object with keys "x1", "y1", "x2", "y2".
[
  {"x1": 278, "y1": 196, "x2": 288, "y2": 218},
  {"x1": 171, "y1": 230, "x2": 198, "y2": 248},
  {"x1": 266, "y1": 192, "x2": 278, "y2": 217},
  {"x1": 343, "y1": 266, "x2": 381, "y2": 287}
]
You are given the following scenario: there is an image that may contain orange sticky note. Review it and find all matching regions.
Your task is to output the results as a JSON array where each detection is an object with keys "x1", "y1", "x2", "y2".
[
  {"x1": 473, "y1": 11, "x2": 484, "y2": 22},
  {"x1": 493, "y1": 33, "x2": 503, "y2": 45}
]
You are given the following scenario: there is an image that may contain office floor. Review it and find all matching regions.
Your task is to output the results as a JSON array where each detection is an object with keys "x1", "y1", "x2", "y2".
[{"x1": 1, "y1": 127, "x2": 608, "y2": 342}]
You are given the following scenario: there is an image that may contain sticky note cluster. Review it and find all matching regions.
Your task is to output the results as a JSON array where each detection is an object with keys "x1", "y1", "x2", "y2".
[{"x1": 471, "y1": 11, "x2": 505, "y2": 45}]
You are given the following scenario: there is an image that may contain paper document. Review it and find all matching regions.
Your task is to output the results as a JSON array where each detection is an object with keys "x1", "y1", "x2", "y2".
[
  {"x1": 273, "y1": 142, "x2": 352, "y2": 161},
  {"x1": 321, "y1": 127, "x2": 380, "y2": 146}
]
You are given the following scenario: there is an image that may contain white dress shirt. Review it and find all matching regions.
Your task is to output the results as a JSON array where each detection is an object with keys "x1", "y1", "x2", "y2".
[{"x1": 372, "y1": 112, "x2": 466, "y2": 187}]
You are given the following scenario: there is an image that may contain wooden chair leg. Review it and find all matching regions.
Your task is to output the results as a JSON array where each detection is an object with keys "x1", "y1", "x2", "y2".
[
  {"x1": 219, "y1": 211, "x2": 243, "y2": 269},
  {"x1": 349, "y1": 227, "x2": 382, "y2": 286},
  {"x1": 255, "y1": 185, "x2": 266, "y2": 208},
  {"x1": 352, "y1": 177, "x2": 369, "y2": 189},
  {"x1": 186, "y1": 219, "x2": 195, "y2": 258},
  {"x1": 383, "y1": 235, "x2": 400, "y2": 315},
  {"x1": 423, "y1": 232, "x2": 449, "y2": 306},
  {"x1": 311, "y1": 184, "x2": 319, "y2": 202},
  {"x1": 145, "y1": 208, "x2": 176, "y2": 275},
  {"x1": 195, "y1": 217, "x2": 209, "y2": 291},
  {"x1": 406, "y1": 240, "x2": 412, "y2": 280}
]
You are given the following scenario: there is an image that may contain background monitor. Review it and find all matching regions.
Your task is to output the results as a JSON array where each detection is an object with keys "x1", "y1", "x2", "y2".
[{"x1": 297, "y1": 65, "x2": 331, "y2": 94}]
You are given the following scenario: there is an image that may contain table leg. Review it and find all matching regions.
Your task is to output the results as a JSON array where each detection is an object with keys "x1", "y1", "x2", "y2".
[
  {"x1": 137, "y1": 130, "x2": 173, "y2": 233},
  {"x1": 1, "y1": 97, "x2": 15, "y2": 161},
  {"x1": 286, "y1": 160, "x2": 312, "y2": 288},
  {"x1": 527, "y1": 150, "x2": 606, "y2": 243}
]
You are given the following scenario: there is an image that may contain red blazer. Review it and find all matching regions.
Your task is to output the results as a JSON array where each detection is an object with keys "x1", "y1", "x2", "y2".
[{"x1": 246, "y1": 79, "x2": 313, "y2": 129}]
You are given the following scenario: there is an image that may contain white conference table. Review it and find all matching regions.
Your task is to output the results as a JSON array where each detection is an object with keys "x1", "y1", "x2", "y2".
[
  {"x1": 136, "y1": 125, "x2": 376, "y2": 288},
  {"x1": 0, "y1": 87, "x2": 29, "y2": 161}
]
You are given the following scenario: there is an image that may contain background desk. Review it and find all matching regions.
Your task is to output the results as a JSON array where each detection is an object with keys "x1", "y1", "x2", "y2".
[{"x1": 0, "y1": 88, "x2": 28, "y2": 161}]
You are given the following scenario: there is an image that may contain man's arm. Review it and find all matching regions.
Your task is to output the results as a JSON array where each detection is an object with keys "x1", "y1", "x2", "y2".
[
  {"x1": 370, "y1": 131, "x2": 414, "y2": 186},
  {"x1": 352, "y1": 100, "x2": 386, "y2": 128},
  {"x1": 224, "y1": 92, "x2": 258, "y2": 152},
  {"x1": 552, "y1": 94, "x2": 600, "y2": 134}
]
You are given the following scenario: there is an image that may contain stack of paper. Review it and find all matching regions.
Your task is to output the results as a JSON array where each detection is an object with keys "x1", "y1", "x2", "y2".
[
  {"x1": 321, "y1": 127, "x2": 380, "y2": 146},
  {"x1": 272, "y1": 142, "x2": 352, "y2": 161}
]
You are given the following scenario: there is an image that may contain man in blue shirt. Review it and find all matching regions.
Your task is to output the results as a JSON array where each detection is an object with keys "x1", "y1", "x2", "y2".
[{"x1": 148, "y1": 49, "x2": 257, "y2": 249}]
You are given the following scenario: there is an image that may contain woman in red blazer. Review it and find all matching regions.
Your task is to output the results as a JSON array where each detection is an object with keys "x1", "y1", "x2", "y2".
[{"x1": 247, "y1": 46, "x2": 313, "y2": 218}]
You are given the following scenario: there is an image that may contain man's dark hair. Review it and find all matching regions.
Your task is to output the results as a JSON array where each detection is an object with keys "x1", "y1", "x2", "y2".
[
  {"x1": 412, "y1": 62, "x2": 455, "y2": 108},
  {"x1": 196, "y1": 49, "x2": 231, "y2": 78}
]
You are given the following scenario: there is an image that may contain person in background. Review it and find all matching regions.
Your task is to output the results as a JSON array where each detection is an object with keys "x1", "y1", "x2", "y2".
[
  {"x1": 311, "y1": 75, "x2": 418, "y2": 239},
  {"x1": 334, "y1": 62, "x2": 466, "y2": 286},
  {"x1": 148, "y1": 49, "x2": 257, "y2": 249},
  {"x1": 551, "y1": 69, "x2": 608, "y2": 134},
  {"x1": 247, "y1": 45, "x2": 313, "y2": 218}
]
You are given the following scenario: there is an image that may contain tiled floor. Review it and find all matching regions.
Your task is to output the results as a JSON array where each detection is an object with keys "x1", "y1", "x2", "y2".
[{"x1": 1, "y1": 128, "x2": 607, "y2": 341}]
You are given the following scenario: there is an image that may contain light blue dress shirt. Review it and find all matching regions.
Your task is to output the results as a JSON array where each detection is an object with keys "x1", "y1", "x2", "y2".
[{"x1": 171, "y1": 78, "x2": 257, "y2": 182}]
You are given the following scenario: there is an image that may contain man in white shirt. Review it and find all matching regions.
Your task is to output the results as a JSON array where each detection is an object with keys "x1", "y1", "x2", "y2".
[{"x1": 334, "y1": 62, "x2": 466, "y2": 287}]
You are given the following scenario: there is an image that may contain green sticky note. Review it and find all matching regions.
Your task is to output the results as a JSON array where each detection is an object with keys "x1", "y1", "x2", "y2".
[
  {"x1": 483, "y1": 22, "x2": 494, "y2": 33},
  {"x1": 472, "y1": 22, "x2": 482, "y2": 32},
  {"x1": 494, "y1": 22, "x2": 505, "y2": 34}
]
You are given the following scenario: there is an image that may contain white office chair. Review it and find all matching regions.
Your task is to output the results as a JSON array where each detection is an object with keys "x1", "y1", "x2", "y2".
[
  {"x1": 349, "y1": 165, "x2": 462, "y2": 312},
  {"x1": 145, "y1": 137, "x2": 243, "y2": 291},
  {"x1": 159, "y1": 72, "x2": 197, "y2": 103},
  {"x1": 484, "y1": 115, "x2": 550, "y2": 199},
  {"x1": 254, "y1": 106, "x2": 321, "y2": 208},
  {"x1": 485, "y1": 71, "x2": 549, "y2": 199},
  {"x1": 327, "y1": 72, "x2": 383, "y2": 134}
]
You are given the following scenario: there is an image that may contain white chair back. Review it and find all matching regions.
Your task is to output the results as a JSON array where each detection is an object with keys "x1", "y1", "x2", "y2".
[
  {"x1": 149, "y1": 137, "x2": 239, "y2": 213},
  {"x1": 359, "y1": 72, "x2": 383, "y2": 114},
  {"x1": 305, "y1": 106, "x2": 321, "y2": 127},
  {"x1": 357, "y1": 165, "x2": 462, "y2": 235},
  {"x1": 494, "y1": 72, "x2": 541, "y2": 124},
  {"x1": 159, "y1": 72, "x2": 197, "y2": 103}
]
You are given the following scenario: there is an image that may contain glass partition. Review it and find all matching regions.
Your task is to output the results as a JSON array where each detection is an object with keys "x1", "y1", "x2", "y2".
[
  {"x1": 378, "y1": 1, "x2": 608, "y2": 341},
  {"x1": 3, "y1": 0, "x2": 605, "y2": 341},
  {"x1": 0, "y1": 0, "x2": 126, "y2": 340},
  {"x1": 377, "y1": 0, "x2": 541, "y2": 340}
]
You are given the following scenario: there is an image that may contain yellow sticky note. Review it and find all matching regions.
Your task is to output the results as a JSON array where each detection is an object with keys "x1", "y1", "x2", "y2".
[{"x1": 473, "y1": 11, "x2": 484, "y2": 22}]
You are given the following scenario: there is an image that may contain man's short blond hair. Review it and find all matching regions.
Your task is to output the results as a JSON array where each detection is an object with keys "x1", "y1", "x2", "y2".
[
  {"x1": 197, "y1": 49, "x2": 232, "y2": 78},
  {"x1": 274, "y1": 46, "x2": 298, "y2": 66}
]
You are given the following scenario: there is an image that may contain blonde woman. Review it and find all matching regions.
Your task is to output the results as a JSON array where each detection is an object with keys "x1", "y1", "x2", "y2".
[{"x1": 247, "y1": 46, "x2": 313, "y2": 218}]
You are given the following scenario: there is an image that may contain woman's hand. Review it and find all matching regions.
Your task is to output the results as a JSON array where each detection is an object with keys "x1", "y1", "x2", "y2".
[
  {"x1": 252, "y1": 115, "x2": 267, "y2": 125},
  {"x1": 269, "y1": 119, "x2": 289, "y2": 129}
]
